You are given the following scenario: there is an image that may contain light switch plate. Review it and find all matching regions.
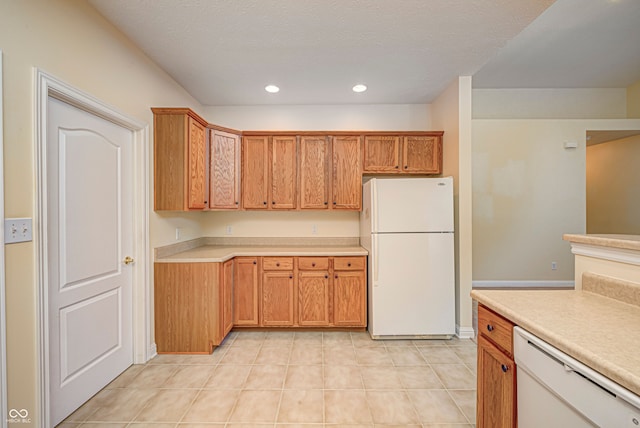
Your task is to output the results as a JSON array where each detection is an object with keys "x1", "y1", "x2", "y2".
[{"x1": 5, "y1": 218, "x2": 33, "y2": 244}]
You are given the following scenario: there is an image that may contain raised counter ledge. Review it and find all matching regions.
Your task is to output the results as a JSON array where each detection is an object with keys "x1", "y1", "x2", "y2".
[
  {"x1": 471, "y1": 288, "x2": 640, "y2": 397},
  {"x1": 563, "y1": 233, "x2": 640, "y2": 251},
  {"x1": 155, "y1": 237, "x2": 368, "y2": 263}
]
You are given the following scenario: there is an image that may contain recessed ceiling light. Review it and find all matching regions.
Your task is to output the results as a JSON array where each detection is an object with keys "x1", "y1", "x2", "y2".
[
  {"x1": 352, "y1": 84, "x2": 367, "y2": 93},
  {"x1": 265, "y1": 85, "x2": 280, "y2": 93}
]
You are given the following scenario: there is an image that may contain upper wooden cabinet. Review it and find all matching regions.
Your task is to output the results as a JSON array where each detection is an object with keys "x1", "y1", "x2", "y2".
[
  {"x1": 209, "y1": 129, "x2": 241, "y2": 210},
  {"x1": 153, "y1": 108, "x2": 209, "y2": 211},
  {"x1": 242, "y1": 135, "x2": 297, "y2": 210},
  {"x1": 299, "y1": 136, "x2": 331, "y2": 210},
  {"x1": 332, "y1": 136, "x2": 362, "y2": 210},
  {"x1": 363, "y1": 133, "x2": 443, "y2": 175}
]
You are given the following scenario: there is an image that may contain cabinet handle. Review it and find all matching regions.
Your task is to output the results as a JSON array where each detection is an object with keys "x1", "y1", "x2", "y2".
[
  {"x1": 501, "y1": 364, "x2": 509, "y2": 373},
  {"x1": 487, "y1": 324, "x2": 494, "y2": 332}
]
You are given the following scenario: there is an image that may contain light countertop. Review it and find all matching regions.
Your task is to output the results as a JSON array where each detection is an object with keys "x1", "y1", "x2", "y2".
[
  {"x1": 154, "y1": 237, "x2": 367, "y2": 263},
  {"x1": 563, "y1": 233, "x2": 640, "y2": 251},
  {"x1": 155, "y1": 244, "x2": 368, "y2": 263},
  {"x1": 472, "y1": 284, "x2": 640, "y2": 397}
]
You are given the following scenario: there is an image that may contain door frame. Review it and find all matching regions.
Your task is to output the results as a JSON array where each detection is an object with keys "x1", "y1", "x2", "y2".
[
  {"x1": 0, "y1": 49, "x2": 8, "y2": 428},
  {"x1": 34, "y1": 69, "x2": 151, "y2": 427}
]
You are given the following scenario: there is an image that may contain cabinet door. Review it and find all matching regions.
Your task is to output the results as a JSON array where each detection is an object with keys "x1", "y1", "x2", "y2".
[
  {"x1": 210, "y1": 130, "x2": 240, "y2": 209},
  {"x1": 362, "y1": 135, "x2": 400, "y2": 173},
  {"x1": 261, "y1": 271, "x2": 295, "y2": 326},
  {"x1": 332, "y1": 136, "x2": 362, "y2": 210},
  {"x1": 333, "y1": 270, "x2": 366, "y2": 326},
  {"x1": 299, "y1": 136, "x2": 330, "y2": 209},
  {"x1": 154, "y1": 262, "x2": 219, "y2": 353},
  {"x1": 402, "y1": 136, "x2": 442, "y2": 174},
  {"x1": 298, "y1": 271, "x2": 330, "y2": 326},
  {"x1": 233, "y1": 257, "x2": 259, "y2": 326},
  {"x1": 270, "y1": 136, "x2": 297, "y2": 209},
  {"x1": 476, "y1": 334, "x2": 516, "y2": 428},
  {"x1": 222, "y1": 259, "x2": 234, "y2": 337},
  {"x1": 187, "y1": 117, "x2": 208, "y2": 209},
  {"x1": 242, "y1": 136, "x2": 269, "y2": 209}
]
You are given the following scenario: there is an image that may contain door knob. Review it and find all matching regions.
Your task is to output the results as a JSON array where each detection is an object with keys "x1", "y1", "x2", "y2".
[{"x1": 123, "y1": 256, "x2": 134, "y2": 265}]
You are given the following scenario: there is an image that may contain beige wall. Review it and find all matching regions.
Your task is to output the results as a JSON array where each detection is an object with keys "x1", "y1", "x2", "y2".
[
  {"x1": 473, "y1": 88, "x2": 627, "y2": 119},
  {"x1": 587, "y1": 135, "x2": 640, "y2": 234},
  {"x1": 472, "y1": 119, "x2": 640, "y2": 283},
  {"x1": 628, "y1": 80, "x2": 640, "y2": 119},
  {"x1": 0, "y1": 1, "x2": 207, "y2": 425},
  {"x1": 431, "y1": 76, "x2": 473, "y2": 335}
]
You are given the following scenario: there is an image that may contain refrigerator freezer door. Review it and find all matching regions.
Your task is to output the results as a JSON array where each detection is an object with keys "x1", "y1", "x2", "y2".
[
  {"x1": 369, "y1": 232, "x2": 455, "y2": 337},
  {"x1": 372, "y1": 177, "x2": 454, "y2": 233}
]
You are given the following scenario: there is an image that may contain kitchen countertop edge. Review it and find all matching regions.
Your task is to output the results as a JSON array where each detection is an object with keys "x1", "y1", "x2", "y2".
[{"x1": 471, "y1": 289, "x2": 640, "y2": 397}]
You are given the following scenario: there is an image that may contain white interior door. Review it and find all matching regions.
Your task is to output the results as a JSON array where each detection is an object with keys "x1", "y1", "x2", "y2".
[{"x1": 47, "y1": 96, "x2": 133, "y2": 425}]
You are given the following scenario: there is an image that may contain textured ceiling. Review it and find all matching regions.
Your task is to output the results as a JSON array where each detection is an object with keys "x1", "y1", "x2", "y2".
[
  {"x1": 474, "y1": 0, "x2": 640, "y2": 88},
  {"x1": 89, "y1": 0, "x2": 554, "y2": 105}
]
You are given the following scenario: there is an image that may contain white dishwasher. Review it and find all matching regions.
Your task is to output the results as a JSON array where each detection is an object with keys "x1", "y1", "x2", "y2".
[{"x1": 514, "y1": 327, "x2": 640, "y2": 427}]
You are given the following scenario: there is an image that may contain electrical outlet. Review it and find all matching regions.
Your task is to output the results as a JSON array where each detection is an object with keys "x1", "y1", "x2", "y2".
[
  {"x1": 551, "y1": 261, "x2": 557, "y2": 270},
  {"x1": 4, "y1": 218, "x2": 33, "y2": 244},
  {"x1": 226, "y1": 225, "x2": 233, "y2": 235},
  {"x1": 312, "y1": 224, "x2": 318, "y2": 235}
]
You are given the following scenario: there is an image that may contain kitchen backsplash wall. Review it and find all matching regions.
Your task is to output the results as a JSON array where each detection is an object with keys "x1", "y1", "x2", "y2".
[{"x1": 200, "y1": 211, "x2": 360, "y2": 238}]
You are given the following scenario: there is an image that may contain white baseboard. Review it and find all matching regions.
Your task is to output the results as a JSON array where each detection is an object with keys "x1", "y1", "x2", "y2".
[
  {"x1": 472, "y1": 280, "x2": 575, "y2": 289},
  {"x1": 456, "y1": 325, "x2": 475, "y2": 339}
]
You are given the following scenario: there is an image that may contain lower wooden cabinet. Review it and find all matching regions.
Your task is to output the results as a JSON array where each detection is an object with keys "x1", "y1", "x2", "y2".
[
  {"x1": 233, "y1": 257, "x2": 259, "y2": 326},
  {"x1": 476, "y1": 305, "x2": 516, "y2": 428},
  {"x1": 333, "y1": 258, "x2": 366, "y2": 327},
  {"x1": 154, "y1": 262, "x2": 230, "y2": 353},
  {"x1": 262, "y1": 269, "x2": 295, "y2": 326},
  {"x1": 297, "y1": 259, "x2": 331, "y2": 326}
]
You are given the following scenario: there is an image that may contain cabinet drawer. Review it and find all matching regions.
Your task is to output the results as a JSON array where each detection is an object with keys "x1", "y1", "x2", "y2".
[
  {"x1": 334, "y1": 256, "x2": 365, "y2": 271},
  {"x1": 298, "y1": 257, "x2": 329, "y2": 270},
  {"x1": 262, "y1": 257, "x2": 294, "y2": 271},
  {"x1": 478, "y1": 305, "x2": 514, "y2": 356}
]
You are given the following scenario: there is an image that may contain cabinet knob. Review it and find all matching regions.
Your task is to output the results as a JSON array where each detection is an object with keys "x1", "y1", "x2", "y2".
[
  {"x1": 312, "y1": 263, "x2": 316, "y2": 267},
  {"x1": 325, "y1": 275, "x2": 328, "y2": 279},
  {"x1": 276, "y1": 263, "x2": 280, "y2": 267},
  {"x1": 333, "y1": 201, "x2": 337, "y2": 205},
  {"x1": 235, "y1": 201, "x2": 239, "y2": 205},
  {"x1": 347, "y1": 263, "x2": 351, "y2": 267},
  {"x1": 395, "y1": 165, "x2": 399, "y2": 169},
  {"x1": 487, "y1": 324, "x2": 494, "y2": 332},
  {"x1": 253, "y1": 261, "x2": 257, "y2": 265},
  {"x1": 263, "y1": 201, "x2": 267, "y2": 205},
  {"x1": 335, "y1": 275, "x2": 338, "y2": 279},
  {"x1": 324, "y1": 201, "x2": 328, "y2": 205},
  {"x1": 204, "y1": 200, "x2": 208, "y2": 204},
  {"x1": 404, "y1": 165, "x2": 408, "y2": 169},
  {"x1": 289, "y1": 275, "x2": 293, "y2": 279},
  {"x1": 272, "y1": 201, "x2": 275, "y2": 205},
  {"x1": 501, "y1": 364, "x2": 509, "y2": 373}
]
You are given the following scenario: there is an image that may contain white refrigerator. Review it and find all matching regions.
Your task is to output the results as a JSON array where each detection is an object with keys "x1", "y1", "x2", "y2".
[{"x1": 360, "y1": 177, "x2": 455, "y2": 339}]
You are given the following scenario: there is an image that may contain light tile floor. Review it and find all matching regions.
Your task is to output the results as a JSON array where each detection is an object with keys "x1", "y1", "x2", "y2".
[{"x1": 59, "y1": 331, "x2": 477, "y2": 427}]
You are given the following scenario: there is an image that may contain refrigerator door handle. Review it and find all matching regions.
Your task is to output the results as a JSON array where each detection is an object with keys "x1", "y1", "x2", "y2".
[{"x1": 373, "y1": 233, "x2": 379, "y2": 287}]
